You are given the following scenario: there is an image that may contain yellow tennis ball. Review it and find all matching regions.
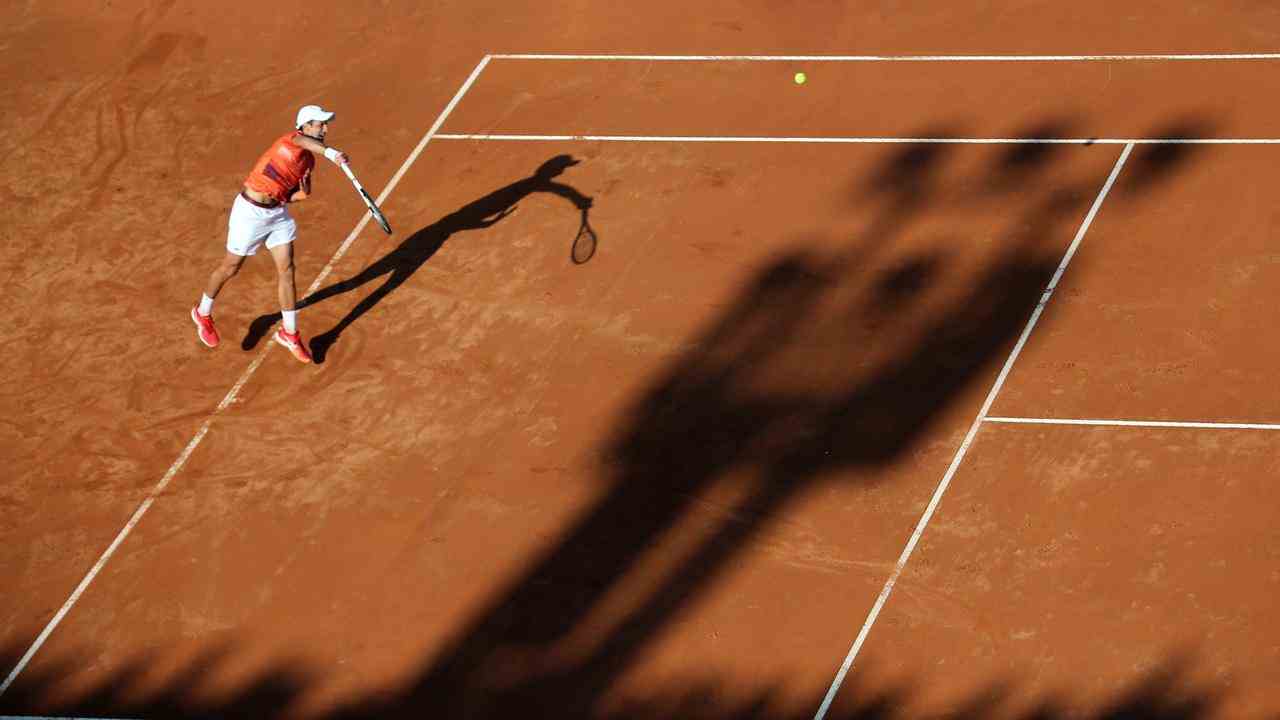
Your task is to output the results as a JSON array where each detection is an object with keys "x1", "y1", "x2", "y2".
[{"x1": 794, "y1": 72, "x2": 807, "y2": 84}]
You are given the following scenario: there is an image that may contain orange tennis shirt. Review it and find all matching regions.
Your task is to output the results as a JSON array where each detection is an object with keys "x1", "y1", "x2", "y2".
[{"x1": 244, "y1": 131, "x2": 316, "y2": 203}]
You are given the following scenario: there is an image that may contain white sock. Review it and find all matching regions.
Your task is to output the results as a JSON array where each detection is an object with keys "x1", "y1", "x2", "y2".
[
  {"x1": 198, "y1": 294, "x2": 215, "y2": 316},
  {"x1": 282, "y1": 309, "x2": 298, "y2": 333}
]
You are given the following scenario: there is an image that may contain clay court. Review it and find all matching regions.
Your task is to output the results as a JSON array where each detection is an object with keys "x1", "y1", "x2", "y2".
[{"x1": 3, "y1": 3, "x2": 1280, "y2": 719}]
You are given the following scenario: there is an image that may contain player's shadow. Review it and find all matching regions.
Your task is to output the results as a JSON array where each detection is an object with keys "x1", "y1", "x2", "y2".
[{"x1": 240, "y1": 154, "x2": 594, "y2": 362}]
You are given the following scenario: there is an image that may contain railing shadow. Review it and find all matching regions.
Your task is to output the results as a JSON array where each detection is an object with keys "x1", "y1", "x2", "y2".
[{"x1": 0, "y1": 641, "x2": 1233, "y2": 719}]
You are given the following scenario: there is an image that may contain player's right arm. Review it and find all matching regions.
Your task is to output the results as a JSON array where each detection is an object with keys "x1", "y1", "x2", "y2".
[{"x1": 291, "y1": 134, "x2": 349, "y2": 166}]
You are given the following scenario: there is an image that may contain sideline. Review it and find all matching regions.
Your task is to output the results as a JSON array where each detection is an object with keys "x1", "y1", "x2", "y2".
[
  {"x1": 813, "y1": 143, "x2": 1136, "y2": 719},
  {"x1": 0, "y1": 55, "x2": 496, "y2": 700}
]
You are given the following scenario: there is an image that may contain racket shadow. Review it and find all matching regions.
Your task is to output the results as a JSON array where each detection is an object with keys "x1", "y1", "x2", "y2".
[
  {"x1": 240, "y1": 155, "x2": 594, "y2": 360},
  {"x1": 571, "y1": 208, "x2": 598, "y2": 265}
]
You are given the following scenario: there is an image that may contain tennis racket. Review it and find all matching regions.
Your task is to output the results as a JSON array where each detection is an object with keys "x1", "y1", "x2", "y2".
[
  {"x1": 571, "y1": 210, "x2": 597, "y2": 265},
  {"x1": 340, "y1": 162, "x2": 392, "y2": 235}
]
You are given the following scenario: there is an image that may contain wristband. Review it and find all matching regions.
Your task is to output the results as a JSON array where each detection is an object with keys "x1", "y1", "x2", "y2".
[{"x1": 324, "y1": 147, "x2": 343, "y2": 163}]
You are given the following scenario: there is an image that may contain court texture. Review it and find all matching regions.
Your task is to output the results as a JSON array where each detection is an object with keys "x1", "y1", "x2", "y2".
[{"x1": 2, "y1": 3, "x2": 1279, "y2": 719}]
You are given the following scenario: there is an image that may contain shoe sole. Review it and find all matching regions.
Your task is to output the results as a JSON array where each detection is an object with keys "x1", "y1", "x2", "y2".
[
  {"x1": 191, "y1": 308, "x2": 219, "y2": 348},
  {"x1": 273, "y1": 333, "x2": 312, "y2": 363}
]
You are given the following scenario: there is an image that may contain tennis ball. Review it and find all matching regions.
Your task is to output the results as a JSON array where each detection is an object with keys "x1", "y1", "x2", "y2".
[{"x1": 794, "y1": 72, "x2": 807, "y2": 84}]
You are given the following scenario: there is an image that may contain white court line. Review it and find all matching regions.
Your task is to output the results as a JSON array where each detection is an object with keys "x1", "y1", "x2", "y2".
[
  {"x1": 436, "y1": 133, "x2": 1280, "y2": 145},
  {"x1": 493, "y1": 52, "x2": 1280, "y2": 62},
  {"x1": 0, "y1": 54, "x2": 494, "y2": 700},
  {"x1": 0, "y1": 716, "x2": 131, "y2": 719},
  {"x1": 986, "y1": 416, "x2": 1280, "y2": 430},
  {"x1": 813, "y1": 142, "x2": 1135, "y2": 720}
]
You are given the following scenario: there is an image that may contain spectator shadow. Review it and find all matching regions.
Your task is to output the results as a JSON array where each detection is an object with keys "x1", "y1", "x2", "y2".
[
  {"x1": 324, "y1": 119, "x2": 1211, "y2": 717},
  {"x1": 3, "y1": 116, "x2": 1223, "y2": 720}
]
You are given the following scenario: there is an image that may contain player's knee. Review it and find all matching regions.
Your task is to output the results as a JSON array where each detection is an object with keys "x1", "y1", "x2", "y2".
[{"x1": 220, "y1": 257, "x2": 244, "y2": 276}]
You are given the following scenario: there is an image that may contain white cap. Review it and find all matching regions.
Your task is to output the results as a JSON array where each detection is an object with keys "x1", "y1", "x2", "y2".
[{"x1": 295, "y1": 104, "x2": 336, "y2": 128}]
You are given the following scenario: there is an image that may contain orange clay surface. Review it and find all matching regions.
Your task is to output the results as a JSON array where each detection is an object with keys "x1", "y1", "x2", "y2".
[{"x1": 2, "y1": 3, "x2": 1280, "y2": 719}]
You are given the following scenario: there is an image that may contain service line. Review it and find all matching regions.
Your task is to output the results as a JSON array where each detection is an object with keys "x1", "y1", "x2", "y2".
[
  {"x1": 986, "y1": 416, "x2": 1280, "y2": 430},
  {"x1": 492, "y1": 52, "x2": 1280, "y2": 62},
  {"x1": 813, "y1": 142, "x2": 1136, "y2": 720},
  {"x1": 0, "y1": 55, "x2": 495, "y2": 701}
]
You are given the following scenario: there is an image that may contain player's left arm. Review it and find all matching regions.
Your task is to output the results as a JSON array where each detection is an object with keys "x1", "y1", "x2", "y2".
[{"x1": 288, "y1": 166, "x2": 312, "y2": 203}]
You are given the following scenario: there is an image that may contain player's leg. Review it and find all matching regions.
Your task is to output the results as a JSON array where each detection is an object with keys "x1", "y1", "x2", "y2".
[
  {"x1": 268, "y1": 240, "x2": 298, "y2": 322},
  {"x1": 193, "y1": 195, "x2": 266, "y2": 348},
  {"x1": 265, "y1": 218, "x2": 311, "y2": 363},
  {"x1": 203, "y1": 251, "x2": 248, "y2": 299},
  {"x1": 193, "y1": 251, "x2": 247, "y2": 344}
]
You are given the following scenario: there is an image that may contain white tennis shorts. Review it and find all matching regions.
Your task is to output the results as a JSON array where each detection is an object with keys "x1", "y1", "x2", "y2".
[{"x1": 226, "y1": 193, "x2": 297, "y2": 256}]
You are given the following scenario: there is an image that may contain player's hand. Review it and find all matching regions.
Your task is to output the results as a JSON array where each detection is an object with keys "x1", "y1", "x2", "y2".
[{"x1": 323, "y1": 147, "x2": 350, "y2": 166}]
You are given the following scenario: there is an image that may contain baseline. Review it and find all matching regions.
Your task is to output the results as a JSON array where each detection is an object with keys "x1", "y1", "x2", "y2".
[{"x1": 0, "y1": 716, "x2": 129, "y2": 720}]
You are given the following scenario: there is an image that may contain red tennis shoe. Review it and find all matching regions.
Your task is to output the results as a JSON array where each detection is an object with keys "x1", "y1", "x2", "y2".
[
  {"x1": 191, "y1": 307, "x2": 219, "y2": 348},
  {"x1": 273, "y1": 328, "x2": 313, "y2": 363}
]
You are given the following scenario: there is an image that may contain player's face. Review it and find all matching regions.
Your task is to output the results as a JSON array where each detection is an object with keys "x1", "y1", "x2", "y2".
[{"x1": 303, "y1": 120, "x2": 329, "y2": 141}]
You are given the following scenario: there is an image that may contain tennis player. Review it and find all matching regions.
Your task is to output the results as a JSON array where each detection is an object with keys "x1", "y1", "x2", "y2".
[{"x1": 191, "y1": 105, "x2": 350, "y2": 363}]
